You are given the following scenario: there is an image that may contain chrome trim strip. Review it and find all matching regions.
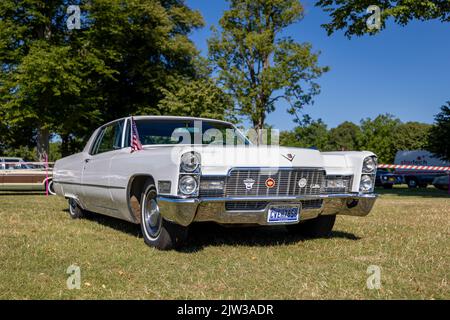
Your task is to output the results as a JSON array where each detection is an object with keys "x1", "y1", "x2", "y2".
[
  {"x1": 53, "y1": 181, "x2": 126, "y2": 190},
  {"x1": 225, "y1": 166, "x2": 327, "y2": 176},
  {"x1": 159, "y1": 193, "x2": 377, "y2": 203}
]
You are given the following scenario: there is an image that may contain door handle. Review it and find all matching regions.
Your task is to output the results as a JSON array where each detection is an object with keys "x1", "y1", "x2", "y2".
[{"x1": 84, "y1": 159, "x2": 91, "y2": 163}]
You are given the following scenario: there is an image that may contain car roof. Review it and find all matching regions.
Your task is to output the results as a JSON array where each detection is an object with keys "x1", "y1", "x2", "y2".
[{"x1": 101, "y1": 115, "x2": 234, "y2": 128}]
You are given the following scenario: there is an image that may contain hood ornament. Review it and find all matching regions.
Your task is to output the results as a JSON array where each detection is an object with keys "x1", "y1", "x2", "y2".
[{"x1": 282, "y1": 153, "x2": 295, "y2": 162}]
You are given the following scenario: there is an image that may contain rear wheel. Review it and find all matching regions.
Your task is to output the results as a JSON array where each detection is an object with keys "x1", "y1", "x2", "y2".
[
  {"x1": 68, "y1": 198, "x2": 86, "y2": 219},
  {"x1": 140, "y1": 181, "x2": 188, "y2": 250},
  {"x1": 287, "y1": 215, "x2": 336, "y2": 238}
]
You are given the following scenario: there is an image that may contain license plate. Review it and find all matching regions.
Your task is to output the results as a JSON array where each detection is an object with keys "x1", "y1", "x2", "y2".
[{"x1": 267, "y1": 205, "x2": 300, "y2": 223}]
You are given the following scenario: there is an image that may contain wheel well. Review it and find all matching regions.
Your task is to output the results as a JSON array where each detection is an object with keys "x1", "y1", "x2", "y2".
[{"x1": 128, "y1": 175, "x2": 155, "y2": 223}]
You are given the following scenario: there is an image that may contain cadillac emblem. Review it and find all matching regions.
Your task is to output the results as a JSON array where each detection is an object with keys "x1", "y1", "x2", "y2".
[
  {"x1": 243, "y1": 178, "x2": 255, "y2": 190},
  {"x1": 282, "y1": 153, "x2": 295, "y2": 162},
  {"x1": 265, "y1": 178, "x2": 276, "y2": 188}
]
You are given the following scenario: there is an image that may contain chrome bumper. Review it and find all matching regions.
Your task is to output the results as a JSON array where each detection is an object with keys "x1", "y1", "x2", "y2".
[{"x1": 157, "y1": 194, "x2": 377, "y2": 227}]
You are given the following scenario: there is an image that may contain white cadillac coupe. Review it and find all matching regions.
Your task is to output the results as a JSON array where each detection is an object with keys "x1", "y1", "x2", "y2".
[{"x1": 53, "y1": 116, "x2": 377, "y2": 250}]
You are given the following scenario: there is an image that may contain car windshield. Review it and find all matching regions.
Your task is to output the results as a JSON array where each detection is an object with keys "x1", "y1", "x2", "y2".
[{"x1": 135, "y1": 119, "x2": 251, "y2": 146}]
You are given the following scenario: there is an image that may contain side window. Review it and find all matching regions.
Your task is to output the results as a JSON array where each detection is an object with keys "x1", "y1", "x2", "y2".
[
  {"x1": 123, "y1": 119, "x2": 131, "y2": 148},
  {"x1": 91, "y1": 121, "x2": 124, "y2": 155},
  {"x1": 5, "y1": 158, "x2": 19, "y2": 170},
  {"x1": 90, "y1": 128, "x2": 106, "y2": 155},
  {"x1": 112, "y1": 121, "x2": 124, "y2": 150}
]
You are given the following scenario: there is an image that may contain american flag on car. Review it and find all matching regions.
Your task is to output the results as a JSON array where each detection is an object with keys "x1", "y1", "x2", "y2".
[{"x1": 131, "y1": 116, "x2": 143, "y2": 153}]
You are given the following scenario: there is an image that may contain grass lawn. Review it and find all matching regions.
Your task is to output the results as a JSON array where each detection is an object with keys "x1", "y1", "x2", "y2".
[{"x1": 0, "y1": 187, "x2": 448, "y2": 299}]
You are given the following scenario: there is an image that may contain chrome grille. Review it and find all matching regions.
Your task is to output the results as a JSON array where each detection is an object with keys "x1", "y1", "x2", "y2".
[
  {"x1": 225, "y1": 201, "x2": 268, "y2": 211},
  {"x1": 225, "y1": 168, "x2": 325, "y2": 197},
  {"x1": 224, "y1": 199, "x2": 323, "y2": 211},
  {"x1": 301, "y1": 199, "x2": 324, "y2": 209}
]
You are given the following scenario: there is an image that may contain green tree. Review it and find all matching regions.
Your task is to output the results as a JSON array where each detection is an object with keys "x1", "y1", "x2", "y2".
[
  {"x1": 83, "y1": 0, "x2": 204, "y2": 120},
  {"x1": 428, "y1": 102, "x2": 450, "y2": 161},
  {"x1": 327, "y1": 121, "x2": 362, "y2": 151},
  {"x1": 0, "y1": 1, "x2": 104, "y2": 158},
  {"x1": 393, "y1": 122, "x2": 431, "y2": 152},
  {"x1": 316, "y1": 0, "x2": 450, "y2": 38},
  {"x1": 280, "y1": 115, "x2": 329, "y2": 149},
  {"x1": 359, "y1": 114, "x2": 401, "y2": 163},
  {"x1": 158, "y1": 78, "x2": 233, "y2": 121},
  {"x1": 0, "y1": 0, "x2": 205, "y2": 157},
  {"x1": 208, "y1": 0, "x2": 329, "y2": 142}
]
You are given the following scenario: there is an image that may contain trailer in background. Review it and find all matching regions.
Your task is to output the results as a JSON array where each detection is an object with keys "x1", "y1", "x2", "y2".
[{"x1": 394, "y1": 150, "x2": 450, "y2": 188}]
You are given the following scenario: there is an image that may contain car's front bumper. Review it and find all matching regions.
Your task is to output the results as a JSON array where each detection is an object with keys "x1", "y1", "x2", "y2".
[{"x1": 157, "y1": 194, "x2": 377, "y2": 227}]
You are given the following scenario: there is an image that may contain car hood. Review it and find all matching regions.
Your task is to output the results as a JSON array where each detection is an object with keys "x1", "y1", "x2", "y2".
[{"x1": 167, "y1": 145, "x2": 325, "y2": 175}]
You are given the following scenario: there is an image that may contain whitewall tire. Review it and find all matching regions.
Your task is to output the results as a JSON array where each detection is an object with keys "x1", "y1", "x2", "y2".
[{"x1": 140, "y1": 181, "x2": 188, "y2": 250}]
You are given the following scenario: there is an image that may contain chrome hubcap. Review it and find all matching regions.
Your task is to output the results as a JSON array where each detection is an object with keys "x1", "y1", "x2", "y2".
[{"x1": 143, "y1": 197, "x2": 162, "y2": 238}]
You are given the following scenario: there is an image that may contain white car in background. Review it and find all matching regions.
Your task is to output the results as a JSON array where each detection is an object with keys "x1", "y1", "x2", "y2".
[{"x1": 53, "y1": 116, "x2": 378, "y2": 250}]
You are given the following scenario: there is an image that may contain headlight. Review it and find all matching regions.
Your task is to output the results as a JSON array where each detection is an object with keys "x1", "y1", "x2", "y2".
[
  {"x1": 179, "y1": 175, "x2": 198, "y2": 195},
  {"x1": 362, "y1": 156, "x2": 377, "y2": 173},
  {"x1": 360, "y1": 174, "x2": 373, "y2": 192},
  {"x1": 180, "y1": 152, "x2": 200, "y2": 172}
]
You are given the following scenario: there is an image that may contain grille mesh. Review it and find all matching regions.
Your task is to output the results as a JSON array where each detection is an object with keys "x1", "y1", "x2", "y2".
[
  {"x1": 224, "y1": 199, "x2": 323, "y2": 211},
  {"x1": 199, "y1": 169, "x2": 353, "y2": 198},
  {"x1": 301, "y1": 199, "x2": 324, "y2": 209},
  {"x1": 225, "y1": 168, "x2": 325, "y2": 197},
  {"x1": 225, "y1": 201, "x2": 268, "y2": 211}
]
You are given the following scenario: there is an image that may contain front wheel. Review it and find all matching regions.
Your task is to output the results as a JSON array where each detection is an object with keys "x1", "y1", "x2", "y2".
[
  {"x1": 287, "y1": 215, "x2": 336, "y2": 238},
  {"x1": 140, "y1": 182, "x2": 188, "y2": 250}
]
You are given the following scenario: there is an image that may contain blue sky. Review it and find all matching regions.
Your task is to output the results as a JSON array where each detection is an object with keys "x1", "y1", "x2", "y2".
[{"x1": 186, "y1": 0, "x2": 450, "y2": 130}]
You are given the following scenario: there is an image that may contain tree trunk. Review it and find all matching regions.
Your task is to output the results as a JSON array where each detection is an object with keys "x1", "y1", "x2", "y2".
[
  {"x1": 61, "y1": 134, "x2": 70, "y2": 157},
  {"x1": 37, "y1": 127, "x2": 50, "y2": 161},
  {"x1": 253, "y1": 112, "x2": 265, "y2": 145}
]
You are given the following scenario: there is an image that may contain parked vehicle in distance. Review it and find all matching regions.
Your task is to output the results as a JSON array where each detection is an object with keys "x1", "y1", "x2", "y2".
[
  {"x1": 375, "y1": 169, "x2": 402, "y2": 189},
  {"x1": 394, "y1": 150, "x2": 449, "y2": 188},
  {"x1": 432, "y1": 175, "x2": 449, "y2": 191},
  {"x1": 53, "y1": 116, "x2": 378, "y2": 250},
  {"x1": 0, "y1": 157, "x2": 54, "y2": 194}
]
